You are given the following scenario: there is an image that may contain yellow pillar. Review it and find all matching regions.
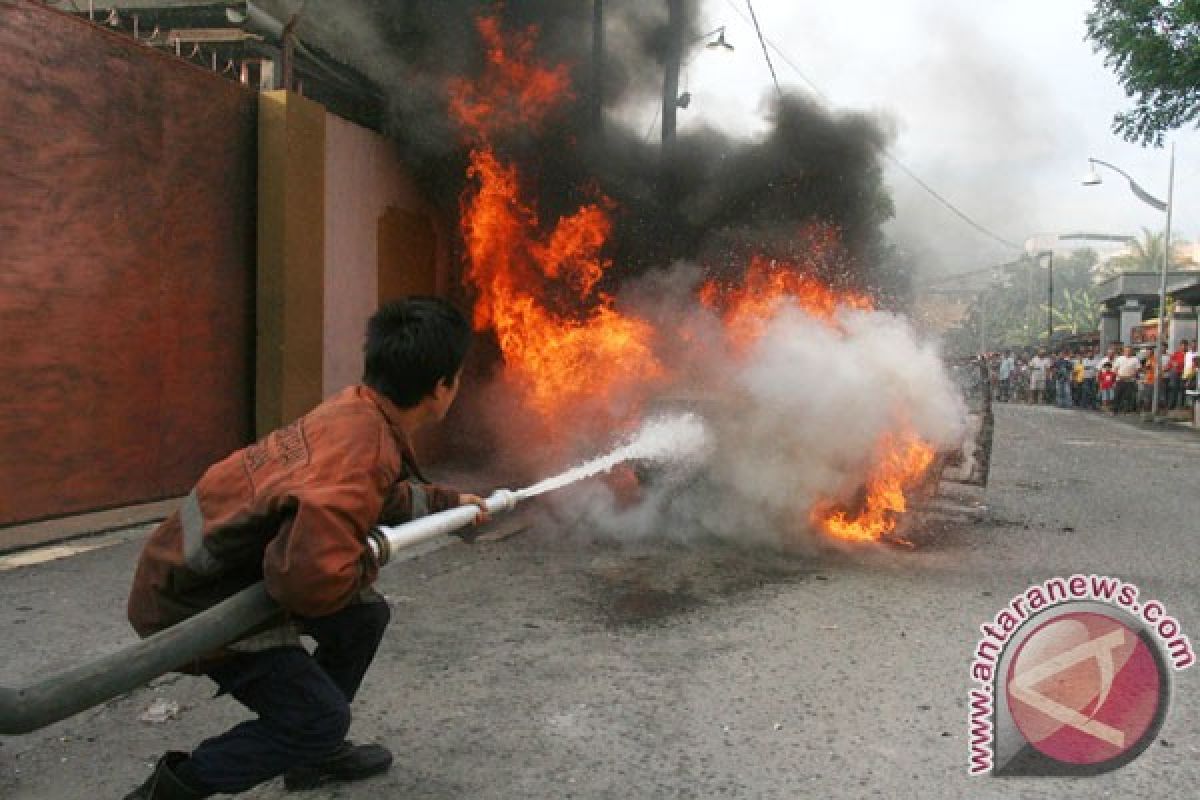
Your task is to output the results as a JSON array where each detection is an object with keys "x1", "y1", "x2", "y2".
[{"x1": 256, "y1": 90, "x2": 326, "y2": 435}]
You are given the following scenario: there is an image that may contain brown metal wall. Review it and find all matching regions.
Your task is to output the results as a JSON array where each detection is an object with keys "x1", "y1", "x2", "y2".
[{"x1": 0, "y1": 2, "x2": 256, "y2": 528}]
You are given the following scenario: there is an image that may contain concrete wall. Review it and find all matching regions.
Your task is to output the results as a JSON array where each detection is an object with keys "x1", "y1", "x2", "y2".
[
  {"x1": 257, "y1": 91, "x2": 444, "y2": 433},
  {"x1": 0, "y1": 2, "x2": 256, "y2": 529},
  {"x1": 322, "y1": 115, "x2": 436, "y2": 395}
]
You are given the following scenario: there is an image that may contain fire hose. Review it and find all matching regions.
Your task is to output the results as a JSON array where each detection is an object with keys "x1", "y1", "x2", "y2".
[
  {"x1": 0, "y1": 412, "x2": 709, "y2": 736},
  {"x1": 0, "y1": 489, "x2": 520, "y2": 735}
]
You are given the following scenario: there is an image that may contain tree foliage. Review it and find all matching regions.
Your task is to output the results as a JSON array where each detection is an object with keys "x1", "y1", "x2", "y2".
[
  {"x1": 946, "y1": 249, "x2": 1103, "y2": 352},
  {"x1": 1085, "y1": 1, "x2": 1200, "y2": 146},
  {"x1": 1101, "y1": 227, "x2": 1198, "y2": 275}
]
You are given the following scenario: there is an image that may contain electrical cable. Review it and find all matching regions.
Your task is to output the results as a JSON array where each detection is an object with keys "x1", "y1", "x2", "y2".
[
  {"x1": 744, "y1": 0, "x2": 782, "y2": 100},
  {"x1": 720, "y1": 0, "x2": 1022, "y2": 252},
  {"x1": 644, "y1": 104, "x2": 662, "y2": 143}
]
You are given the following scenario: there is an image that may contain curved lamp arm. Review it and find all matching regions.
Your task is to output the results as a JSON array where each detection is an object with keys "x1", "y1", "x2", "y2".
[{"x1": 1087, "y1": 158, "x2": 1168, "y2": 212}]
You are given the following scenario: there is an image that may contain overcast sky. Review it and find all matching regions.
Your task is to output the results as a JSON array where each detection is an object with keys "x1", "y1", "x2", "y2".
[{"x1": 659, "y1": 0, "x2": 1200, "y2": 278}]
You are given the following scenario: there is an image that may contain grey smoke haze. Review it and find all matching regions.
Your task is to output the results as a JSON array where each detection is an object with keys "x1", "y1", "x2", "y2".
[
  {"x1": 542, "y1": 274, "x2": 968, "y2": 550},
  {"x1": 678, "y1": 1, "x2": 1200, "y2": 276},
  {"x1": 879, "y1": 9, "x2": 1062, "y2": 273}
]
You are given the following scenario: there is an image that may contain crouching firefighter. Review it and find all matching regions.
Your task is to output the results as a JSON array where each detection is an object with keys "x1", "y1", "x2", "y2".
[{"x1": 123, "y1": 297, "x2": 487, "y2": 798}]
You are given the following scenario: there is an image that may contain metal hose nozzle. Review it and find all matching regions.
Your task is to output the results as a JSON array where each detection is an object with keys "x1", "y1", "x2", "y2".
[{"x1": 368, "y1": 489, "x2": 519, "y2": 565}]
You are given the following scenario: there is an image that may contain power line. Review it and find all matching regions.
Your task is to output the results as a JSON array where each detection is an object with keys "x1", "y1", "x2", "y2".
[
  {"x1": 743, "y1": 0, "x2": 782, "y2": 100},
  {"x1": 720, "y1": 0, "x2": 1022, "y2": 252},
  {"x1": 884, "y1": 157, "x2": 1023, "y2": 251}
]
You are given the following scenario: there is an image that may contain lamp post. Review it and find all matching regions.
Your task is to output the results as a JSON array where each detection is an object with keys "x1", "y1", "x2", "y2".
[
  {"x1": 662, "y1": 18, "x2": 734, "y2": 149},
  {"x1": 1082, "y1": 145, "x2": 1175, "y2": 418},
  {"x1": 1037, "y1": 250, "x2": 1054, "y2": 345}
]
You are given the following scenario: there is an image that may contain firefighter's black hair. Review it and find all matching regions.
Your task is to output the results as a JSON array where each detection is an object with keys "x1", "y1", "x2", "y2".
[{"x1": 363, "y1": 297, "x2": 472, "y2": 408}]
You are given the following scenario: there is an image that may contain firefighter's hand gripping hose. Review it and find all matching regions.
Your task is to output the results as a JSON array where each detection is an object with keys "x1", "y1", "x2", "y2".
[{"x1": 0, "y1": 412, "x2": 711, "y2": 735}]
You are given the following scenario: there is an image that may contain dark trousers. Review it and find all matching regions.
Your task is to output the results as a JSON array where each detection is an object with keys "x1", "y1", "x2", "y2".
[
  {"x1": 183, "y1": 598, "x2": 391, "y2": 794},
  {"x1": 1081, "y1": 377, "x2": 1097, "y2": 409},
  {"x1": 1166, "y1": 373, "x2": 1182, "y2": 409},
  {"x1": 1116, "y1": 379, "x2": 1137, "y2": 413}
]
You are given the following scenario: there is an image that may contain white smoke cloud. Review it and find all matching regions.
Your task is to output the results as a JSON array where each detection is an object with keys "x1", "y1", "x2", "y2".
[{"x1": 542, "y1": 294, "x2": 968, "y2": 550}]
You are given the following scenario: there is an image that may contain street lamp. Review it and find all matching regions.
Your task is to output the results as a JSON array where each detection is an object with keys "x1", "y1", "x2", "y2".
[
  {"x1": 1024, "y1": 235, "x2": 1058, "y2": 348},
  {"x1": 662, "y1": 16, "x2": 736, "y2": 148},
  {"x1": 1082, "y1": 146, "x2": 1176, "y2": 419},
  {"x1": 704, "y1": 27, "x2": 735, "y2": 51},
  {"x1": 1036, "y1": 250, "x2": 1054, "y2": 345}
]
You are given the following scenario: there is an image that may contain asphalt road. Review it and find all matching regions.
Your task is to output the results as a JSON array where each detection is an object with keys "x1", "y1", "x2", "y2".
[{"x1": 1, "y1": 404, "x2": 1198, "y2": 799}]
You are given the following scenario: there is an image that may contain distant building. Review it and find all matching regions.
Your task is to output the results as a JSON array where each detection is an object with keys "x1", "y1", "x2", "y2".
[{"x1": 1095, "y1": 272, "x2": 1200, "y2": 352}]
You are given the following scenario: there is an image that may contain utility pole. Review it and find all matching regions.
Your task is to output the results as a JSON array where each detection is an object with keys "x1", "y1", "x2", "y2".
[
  {"x1": 661, "y1": 0, "x2": 684, "y2": 157},
  {"x1": 1045, "y1": 251, "x2": 1054, "y2": 345},
  {"x1": 980, "y1": 291, "x2": 989, "y2": 356},
  {"x1": 1026, "y1": 255, "x2": 1035, "y2": 348},
  {"x1": 591, "y1": 0, "x2": 604, "y2": 136}
]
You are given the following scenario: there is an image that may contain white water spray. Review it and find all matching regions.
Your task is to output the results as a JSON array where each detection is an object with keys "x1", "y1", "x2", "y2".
[
  {"x1": 514, "y1": 412, "x2": 712, "y2": 500},
  {"x1": 369, "y1": 412, "x2": 712, "y2": 565}
]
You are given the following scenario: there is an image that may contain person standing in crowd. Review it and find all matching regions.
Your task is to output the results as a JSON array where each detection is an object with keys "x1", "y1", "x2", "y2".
[
  {"x1": 1075, "y1": 350, "x2": 1094, "y2": 407},
  {"x1": 1185, "y1": 342, "x2": 1198, "y2": 396},
  {"x1": 1054, "y1": 349, "x2": 1074, "y2": 408},
  {"x1": 1165, "y1": 340, "x2": 1189, "y2": 411},
  {"x1": 997, "y1": 350, "x2": 1015, "y2": 402},
  {"x1": 1082, "y1": 347, "x2": 1101, "y2": 410},
  {"x1": 1028, "y1": 348, "x2": 1052, "y2": 405},
  {"x1": 1015, "y1": 357, "x2": 1030, "y2": 404},
  {"x1": 1098, "y1": 361, "x2": 1117, "y2": 413},
  {"x1": 1113, "y1": 346, "x2": 1141, "y2": 414},
  {"x1": 1139, "y1": 351, "x2": 1156, "y2": 412}
]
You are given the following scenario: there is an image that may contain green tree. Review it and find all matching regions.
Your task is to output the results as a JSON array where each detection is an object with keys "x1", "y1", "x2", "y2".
[
  {"x1": 1085, "y1": 1, "x2": 1200, "y2": 146},
  {"x1": 1052, "y1": 286, "x2": 1100, "y2": 335},
  {"x1": 1101, "y1": 227, "x2": 1197, "y2": 275},
  {"x1": 945, "y1": 249, "x2": 1104, "y2": 352}
]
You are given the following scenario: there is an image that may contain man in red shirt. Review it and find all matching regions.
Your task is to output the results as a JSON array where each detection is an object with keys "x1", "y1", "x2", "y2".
[
  {"x1": 124, "y1": 297, "x2": 486, "y2": 799},
  {"x1": 1165, "y1": 340, "x2": 1189, "y2": 410}
]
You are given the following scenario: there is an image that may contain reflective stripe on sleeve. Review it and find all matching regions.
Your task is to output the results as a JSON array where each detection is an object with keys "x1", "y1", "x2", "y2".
[{"x1": 181, "y1": 489, "x2": 222, "y2": 576}]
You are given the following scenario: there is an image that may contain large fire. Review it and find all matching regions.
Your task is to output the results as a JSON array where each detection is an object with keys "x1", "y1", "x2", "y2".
[
  {"x1": 450, "y1": 15, "x2": 664, "y2": 432},
  {"x1": 449, "y1": 13, "x2": 937, "y2": 544},
  {"x1": 814, "y1": 432, "x2": 937, "y2": 544},
  {"x1": 697, "y1": 250, "x2": 935, "y2": 544}
]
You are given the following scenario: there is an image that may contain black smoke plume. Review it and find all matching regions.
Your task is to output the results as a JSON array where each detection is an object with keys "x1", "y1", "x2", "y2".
[{"x1": 271, "y1": 0, "x2": 904, "y2": 301}]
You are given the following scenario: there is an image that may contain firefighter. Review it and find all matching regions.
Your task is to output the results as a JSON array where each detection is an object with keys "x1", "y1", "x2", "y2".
[{"x1": 123, "y1": 297, "x2": 487, "y2": 798}]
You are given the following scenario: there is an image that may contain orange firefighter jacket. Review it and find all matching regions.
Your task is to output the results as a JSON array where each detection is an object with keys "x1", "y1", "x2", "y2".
[{"x1": 127, "y1": 385, "x2": 461, "y2": 645}]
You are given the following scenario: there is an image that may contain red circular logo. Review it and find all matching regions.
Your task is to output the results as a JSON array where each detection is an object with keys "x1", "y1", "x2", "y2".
[{"x1": 1005, "y1": 611, "x2": 1164, "y2": 766}]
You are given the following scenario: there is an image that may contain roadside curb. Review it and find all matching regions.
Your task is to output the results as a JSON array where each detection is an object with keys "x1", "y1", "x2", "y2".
[{"x1": 0, "y1": 497, "x2": 182, "y2": 556}]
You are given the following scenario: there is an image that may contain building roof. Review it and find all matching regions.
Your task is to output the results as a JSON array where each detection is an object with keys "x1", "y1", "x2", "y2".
[{"x1": 1095, "y1": 271, "x2": 1200, "y2": 307}]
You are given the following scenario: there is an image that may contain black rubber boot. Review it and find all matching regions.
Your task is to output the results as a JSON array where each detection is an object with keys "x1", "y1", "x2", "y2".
[
  {"x1": 123, "y1": 752, "x2": 213, "y2": 800},
  {"x1": 283, "y1": 741, "x2": 393, "y2": 791}
]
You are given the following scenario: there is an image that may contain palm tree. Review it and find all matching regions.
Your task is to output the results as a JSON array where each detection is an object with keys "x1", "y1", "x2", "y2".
[{"x1": 1102, "y1": 228, "x2": 1196, "y2": 276}]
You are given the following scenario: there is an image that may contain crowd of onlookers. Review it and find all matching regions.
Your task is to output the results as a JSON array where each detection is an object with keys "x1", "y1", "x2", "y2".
[{"x1": 986, "y1": 340, "x2": 1198, "y2": 415}]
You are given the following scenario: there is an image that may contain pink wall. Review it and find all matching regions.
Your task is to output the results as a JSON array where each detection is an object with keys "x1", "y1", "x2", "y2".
[{"x1": 322, "y1": 114, "x2": 431, "y2": 396}]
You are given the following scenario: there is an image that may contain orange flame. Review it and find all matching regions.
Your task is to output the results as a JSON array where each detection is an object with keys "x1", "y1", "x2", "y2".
[
  {"x1": 700, "y1": 254, "x2": 874, "y2": 348},
  {"x1": 815, "y1": 432, "x2": 936, "y2": 543},
  {"x1": 452, "y1": 14, "x2": 663, "y2": 431},
  {"x1": 448, "y1": 15, "x2": 572, "y2": 139},
  {"x1": 698, "y1": 244, "x2": 932, "y2": 544}
]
